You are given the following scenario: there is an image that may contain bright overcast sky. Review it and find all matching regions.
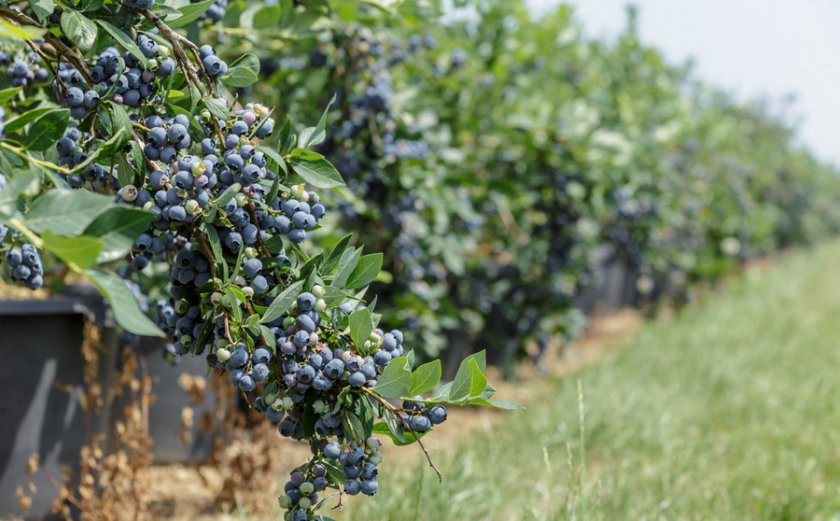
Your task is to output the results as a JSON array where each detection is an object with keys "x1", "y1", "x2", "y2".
[{"x1": 526, "y1": 0, "x2": 840, "y2": 167}]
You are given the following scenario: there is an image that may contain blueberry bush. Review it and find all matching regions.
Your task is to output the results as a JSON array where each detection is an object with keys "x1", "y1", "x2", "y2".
[
  {"x1": 0, "y1": 1, "x2": 514, "y2": 519},
  {"x1": 209, "y1": 0, "x2": 840, "y2": 373}
]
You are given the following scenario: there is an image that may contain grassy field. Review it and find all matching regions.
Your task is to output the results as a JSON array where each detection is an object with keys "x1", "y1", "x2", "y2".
[{"x1": 341, "y1": 243, "x2": 840, "y2": 521}]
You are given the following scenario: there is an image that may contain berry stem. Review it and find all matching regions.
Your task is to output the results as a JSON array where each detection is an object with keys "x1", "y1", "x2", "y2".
[
  {"x1": 0, "y1": 142, "x2": 72, "y2": 174},
  {"x1": 0, "y1": 6, "x2": 94, "y2": 83},
  {"x1": 362, "y1": 387, "x2": 443, "y2": 482}
]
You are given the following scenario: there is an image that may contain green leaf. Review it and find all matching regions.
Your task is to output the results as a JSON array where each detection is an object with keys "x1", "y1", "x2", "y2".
[
  {"x1": 221, "y1": 66, "x2": 259, "y2": 88},
  {"x1": 231, "y1": 53, "x2": 260, "y2": 74},
  {"x1": 24, "y1": 189, "x2": 113, "y2": 235},
  {"x1": 322, "y1": 233, "x2": 352, "y2": 274},
  {"x1": 463, "y1": 397, "x2": 525, "y2": 410},
  {"x1": 322, "y1": 285, "x2": 347, "y2": 308},
  {"x1": 108, "y1": 102, "x2": 132, "y2": 140},
  {"x1": 0, "y1": 87, "x2": 20, "y2": 105},
  {"x1": 372, "y1": 417, "x2": 429, "y2": 446},
  {"x1": 252, "y1": 4, "x2": 282, "y2": 28},
  {"x1": 96, "y1": 20, "x2": 147, "y2": 69},
  {"x1": 85, "y1": 269, "x2": 165, "y2": 337},
  {"x1": 256, "y1": 145, "x2": 287, "y2": 175},
  {"x1": 332, "y1": 247, "x2": 361, "y2": 288},
  {"x1": 289, "y1": 154, "x2": 345, "y2": 189},
  {"x1": 0, "y1": 171, "x2": 38, "y2": 218},
  {"x1": 298, "y1": 95, "x2": 336, "y2": 150},
  {"x1": 26, "y1": 109, "x2": 69, "y2": 152},
  {"x1": 448, "y1": 358, "x2": 487, "y2": 402},
  {"x1": 5, "y1": 107, "x2": 55, "y2": 133},
  {"x1": 409, "y1": 360, "x2": 442, "y2": 396},
  {"x1": 214, "y1": 182, "x2": 241, "y2": 208},
  {"x1": 374, "y1": 355, "x2": 412, "y2": 399},
  {"x1": 166, "y1": 0, "x2": 215, "y2": 29},
  {"x1": 345, "y1": 253, "x2": 382, "y2": 290},
  {"x1": 29, "y1": 0, "x2": 55, "y2": 22},
  {"x1": 204, "y1": 224, "x2": 227, "y2": 280},
  {"x1": 0, "y1": 19, "x2": 46, "y2": 40},
  {"x1": 40, "y1": 230, "x2": 102, "y2": 269},
  {"x1": 203, "y1": 97, "x2": 229, "y2": 120},
  {"x1": 349, "y1": 307, "x2": 373, "y2": 350},
  {"x1": 259, "y1": 325, "x2": 276, "y2": 352},
  {"x1": 261, "y1": 280, "x2": 303, "y2": 324},
  {"x1": 60, "y1": 10, "x2": 98, "y2": 51},
  {"x1": 83, "y1": 206, "x2": 155, "y2": 263}
]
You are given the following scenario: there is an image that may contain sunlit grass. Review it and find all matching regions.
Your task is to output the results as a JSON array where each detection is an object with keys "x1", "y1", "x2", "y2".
[{"x1": 341, "y1": 242, "x2": 840, "y2": 521}]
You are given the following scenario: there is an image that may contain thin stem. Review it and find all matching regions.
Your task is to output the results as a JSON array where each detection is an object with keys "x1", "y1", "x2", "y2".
[
  {"x1": 8, "y1": 218, "x2": 43, "y2": 249},
  {"x1": 0, "y1": 7, "x2": 93, "y2": 83},
  {"x1": 363, "y1": 387, "x2": 443, "y2": 482},
  {"x1": 0, "y1": 142, "x2": 72, "y2": 174}
]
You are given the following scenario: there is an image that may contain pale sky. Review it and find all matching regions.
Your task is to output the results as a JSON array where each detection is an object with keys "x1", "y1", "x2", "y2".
[{"x1": 526, "y1": 0, "x2": 840, "y2": 166}]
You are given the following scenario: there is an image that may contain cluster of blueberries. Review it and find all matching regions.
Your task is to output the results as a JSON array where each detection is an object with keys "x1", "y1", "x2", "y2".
[
  {"x1": 402, "y1": 397, "x2": 448, "y2": 433},
  {"x1": 53, "y1": 39, "x2": 174, "y2": 119},
  {"x1": 278, "y1": 437, "x2": 383, "y2": 520},
  {"x1": 5, "y1": 244, "x2": 44, "y2": 290},
  {"x1": 1, "y1": 51, "x2": 49, "y2": 87},
  {"x1": 55, "y1": 126, "x2": 117, "y2": 189},
  {"x1": 192, "y1": 0, "x2": 228, "y2": 23},
  {"x1": 122, "y1": 0, "x2": 155, "y2": 10}
]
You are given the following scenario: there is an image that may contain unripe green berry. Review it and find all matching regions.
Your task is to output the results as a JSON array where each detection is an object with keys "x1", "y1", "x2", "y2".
[
  {"x1": 242, "y1": 286, "x2": 254, "y2": 299},
  {"x1": 216, "y1": 347, "x2": 231, "y2": 362},
  {"x1": 120, "y1": 185, "x2": 138, "y2": 202},
  {"x1": 299, "y1": 482, "x2": 314, "y2": 495},
  {"x1": 313, "y1": 399, "x2": 326, "y2": 414},
  {"x1": 297, "y1": 497, "x2": 311, "y2": 510},
  {"x1": 278, "y1": 495, "x2": 292, "y2": 509},
  {"x1": 314, "y1": 298, "x2": 326, "y2": 312},
  {"x1": 185, "y1": 199, "x2": 200, "y2": 215},
  {"x1": 312, "y1": 285, "x2": 325, "y2": 298},
  {"x1": 211, "y1": 292, "x2": 223, "y2": 305}
]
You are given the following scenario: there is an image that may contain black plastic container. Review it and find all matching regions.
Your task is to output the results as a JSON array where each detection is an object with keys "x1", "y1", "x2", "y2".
[{"x1": 0, "y1": 295, "x2": 116, "y2": 519}]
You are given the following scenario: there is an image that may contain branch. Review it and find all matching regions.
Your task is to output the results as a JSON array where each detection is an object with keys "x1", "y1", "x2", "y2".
[
  {"x1": 0, "y1": 7, "x2": 93, "y2": 83},
  {"x1": 363, "y1": 388, "x2": 442, "y2": 482}
]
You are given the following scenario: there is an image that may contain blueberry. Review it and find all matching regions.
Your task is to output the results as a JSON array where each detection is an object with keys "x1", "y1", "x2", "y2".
[
  {"x1": 296, "y1": 314, "x2": 316, "y2": 333},
  {"x1": 295, "y1": 365, "x2": 315, "y2": 384},
  {"x1": 323, "y1": 441, "x2": 341, "y2": 459},
  {"x1": 289, "y1": 228, "x2": 306, "y2": 243},
  {"x1": 374, "y1": 350, "x2": 391, "y2": 366},
  {"x1": 252, "y1": 363, "x2": 269, "y2": 381},
  {"x1": 238, "y1": 375, "x2": 256, "y2": 392},
  {"x1": 344, "y1": 479, "x2": 361, "y2": 496},
  {"x1": 252, "y1": 347, "x2": 271, "y2": 364},
  {"x1": 429, "y1": 405, "x2": 448, "y2": 424},
  {"x1": 167, "y1": 123, "x2": 187, "y2": 143},
  {"x1": 323, "y1": 359, "x2": 344, "y2": 380},
  {"x1": 348, "y1": 371, "x2": 366, "y2": 388},
  {"x1": 202, "y1": 55, "x2": 228, "y2": 77},
  {"x1": 409, "y1": 414, "x2": 432, "y2": 432},
  {"x1": 251, "y1": 275, "x2": 268, "y2": 294}
]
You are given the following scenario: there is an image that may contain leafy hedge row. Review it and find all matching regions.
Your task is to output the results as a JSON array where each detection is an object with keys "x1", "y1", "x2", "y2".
[{"x1": 213, "y1": 0, "x2": 840, "y2": 370}]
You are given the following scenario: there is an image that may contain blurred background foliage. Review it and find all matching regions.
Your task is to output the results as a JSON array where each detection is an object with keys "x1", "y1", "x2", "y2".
[{"x1": 201, "y1": 0, "x2": 840, "y2": 374}]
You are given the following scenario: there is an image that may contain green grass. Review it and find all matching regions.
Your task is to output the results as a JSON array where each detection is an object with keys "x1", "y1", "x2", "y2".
[{"x1": 342, "y1": 242, "x2": 840, "y2": 521}]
